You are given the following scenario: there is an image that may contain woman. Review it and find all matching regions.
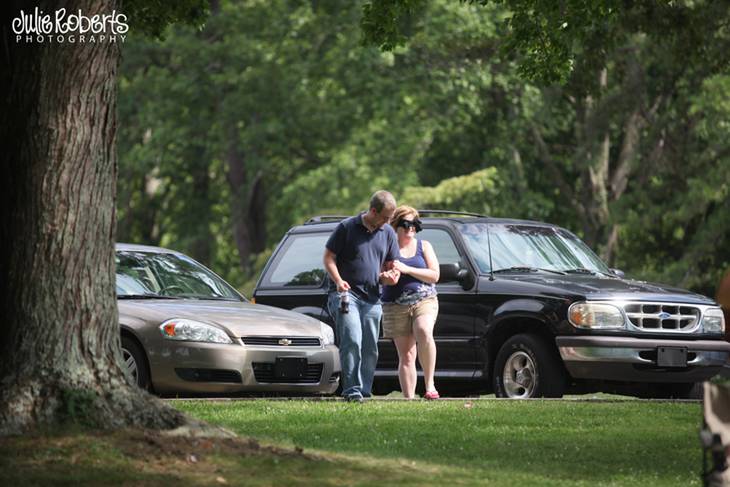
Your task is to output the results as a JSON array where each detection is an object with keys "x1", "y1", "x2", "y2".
[{"x1": 380, "y1": 206, "x2": 440, "y2": 399}]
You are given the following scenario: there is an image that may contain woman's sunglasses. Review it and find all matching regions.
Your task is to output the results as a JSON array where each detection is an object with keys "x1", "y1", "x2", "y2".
[{"x1": 397, "y1": 219, "x2": 422, "y2": 232}]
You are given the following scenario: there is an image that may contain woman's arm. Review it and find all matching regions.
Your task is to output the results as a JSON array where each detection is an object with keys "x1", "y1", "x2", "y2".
[{"x1": 392, "y1": 240, "x2": 440, "y2": 283}]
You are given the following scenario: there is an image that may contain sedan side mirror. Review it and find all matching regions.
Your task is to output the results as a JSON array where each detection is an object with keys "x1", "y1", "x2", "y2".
[{"x1": 610, "y1": 268, "x2": 625, "y2": 278}]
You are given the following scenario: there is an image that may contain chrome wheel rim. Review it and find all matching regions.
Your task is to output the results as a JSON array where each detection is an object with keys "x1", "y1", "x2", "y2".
[
  {"x1": 122, "y1": 347, "x2": 139, "y2": 385},
  {"x1": 502, "y1": 351, "x2": 536, "y2": 398}
]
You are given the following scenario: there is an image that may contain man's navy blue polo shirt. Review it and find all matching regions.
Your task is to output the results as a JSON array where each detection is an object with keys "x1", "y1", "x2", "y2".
[{"x1": 325, "y1": 213, "x2": 399, "y2": 304}]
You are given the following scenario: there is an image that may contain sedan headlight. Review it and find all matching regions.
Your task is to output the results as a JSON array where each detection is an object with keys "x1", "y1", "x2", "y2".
[
  {"x1": 320, "y1": 322, "x2": 335, "y2": 346},
  {"x1": 159, "y1": 319, "x2": 233, "y2": 344},
  {"x1": 701, "y1": 308, "x2": 726, "y2": 334},
  {"x1": 568, "y1": 302, "x2": 625, "y2": 329}
]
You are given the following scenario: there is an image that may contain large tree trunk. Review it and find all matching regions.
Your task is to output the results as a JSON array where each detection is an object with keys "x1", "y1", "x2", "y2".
[{"x1": 0, "y1": 0, "x2": 185, "y2": 434}]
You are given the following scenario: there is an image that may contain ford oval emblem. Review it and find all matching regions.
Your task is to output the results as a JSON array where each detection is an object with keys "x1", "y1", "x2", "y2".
[{"x1": 658, "y1": 312, "x2": 671, "y2": 320}]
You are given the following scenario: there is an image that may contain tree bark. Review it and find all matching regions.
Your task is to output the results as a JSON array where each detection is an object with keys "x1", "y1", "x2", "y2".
[
  {"x1": 226, "y1": 137, "x2": 266, "y2": 273},
  {"x1": 0, "y1": 0, "x2": 185, "y2": 434}
]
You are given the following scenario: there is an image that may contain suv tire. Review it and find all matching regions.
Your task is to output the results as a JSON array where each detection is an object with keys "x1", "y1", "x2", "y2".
[{"x1": 494, "y1": 333, "x2": 566, "y2": 398}]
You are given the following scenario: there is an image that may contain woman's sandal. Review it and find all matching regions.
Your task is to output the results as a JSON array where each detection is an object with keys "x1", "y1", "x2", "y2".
[{"x1": 424, "y1": 390, "x2": 440, "y2": 400}]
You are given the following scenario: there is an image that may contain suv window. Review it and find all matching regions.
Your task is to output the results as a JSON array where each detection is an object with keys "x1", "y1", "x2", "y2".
[
  {"x1": 265, "y1": 233, "x2": 329, "y2": 287},
  {"x1": 459, "y1": 223, "x2": 609, "y2": 274},
  {"x1": 421, "y1": 228, "x2": 461, "y2": 265}
]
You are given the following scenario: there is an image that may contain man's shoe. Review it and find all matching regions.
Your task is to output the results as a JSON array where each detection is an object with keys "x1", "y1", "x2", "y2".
[{"x1": 345, "y1": 395, "x2": 364, "y2": 403}]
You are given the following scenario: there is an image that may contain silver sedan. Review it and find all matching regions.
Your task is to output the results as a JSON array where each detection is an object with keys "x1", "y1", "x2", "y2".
[{"x1": 116, "y1": 244, "x2": 340, "y2": 395}]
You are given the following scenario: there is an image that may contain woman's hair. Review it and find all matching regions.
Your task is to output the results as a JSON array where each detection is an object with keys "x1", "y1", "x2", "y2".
[{"x1": 391, "y1": 205, "x2": 419, "y2": 230}]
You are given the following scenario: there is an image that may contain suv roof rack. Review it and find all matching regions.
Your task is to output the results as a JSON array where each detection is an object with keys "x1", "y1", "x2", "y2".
[
  {"x1": 417, "y1": 209, "x2": 488, "y2": 218},
  {"x1": 304, "y1": 215, "x2": 349, "y2": 224}
]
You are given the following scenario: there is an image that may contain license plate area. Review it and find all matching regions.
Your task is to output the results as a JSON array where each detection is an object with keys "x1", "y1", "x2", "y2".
[
  {"x1": 656, "y1": 347, "x2": 687, "y2": 367},
  {"x1": 274, "y1": 357, "x2": 308, "y2": 379}
]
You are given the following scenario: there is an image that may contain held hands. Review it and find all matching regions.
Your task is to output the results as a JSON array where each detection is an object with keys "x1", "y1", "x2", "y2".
[
  {"x1": 392, "y1": 260, "x2": 410, "y2": 275},
  {"x1": 380, "y1": 268, "x2": 400, "y2": 286}
]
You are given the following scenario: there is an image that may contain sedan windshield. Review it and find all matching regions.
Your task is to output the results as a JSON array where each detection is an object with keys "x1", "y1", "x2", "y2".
[
  {"x1": 459, "y1": 223, "x2": 611, "y2": 275},
  {"x1": 116, "y1": 250, "x2": 243, "y2": 301}
]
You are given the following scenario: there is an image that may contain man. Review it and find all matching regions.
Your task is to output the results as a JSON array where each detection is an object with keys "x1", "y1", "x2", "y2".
[{"x1": 323, "y1": 190, "x2": 400, "y2": 402}]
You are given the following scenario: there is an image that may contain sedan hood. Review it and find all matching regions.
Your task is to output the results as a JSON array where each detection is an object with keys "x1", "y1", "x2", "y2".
[
  {"x1": 118, "y1": 299, "x2": 324, "y2": 337},
  {"x1": 486, "y1": 274, "x2": 715, "y2": 304}
]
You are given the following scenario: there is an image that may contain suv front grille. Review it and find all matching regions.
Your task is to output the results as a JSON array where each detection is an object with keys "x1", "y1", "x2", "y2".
[
  {"x1": 623, "y1": 302, "x2": 700, "y2": 332},
  {"x1": 241, "y1": 336, "x2": 321, "y2": 347},
  {"x1": 251, "y1": 362, "x2": 324, "y2": 384}
]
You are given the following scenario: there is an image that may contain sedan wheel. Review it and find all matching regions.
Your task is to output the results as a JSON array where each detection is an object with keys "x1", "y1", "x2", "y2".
[
  {"x1": 122, "y1": 347, "x2": 138, "y2": 384},
  {"x1": 121, "y1": 336, "x2": 151, "y2": 391}
]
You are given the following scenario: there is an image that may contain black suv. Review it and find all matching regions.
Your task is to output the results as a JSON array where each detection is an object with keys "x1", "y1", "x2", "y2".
[{"x1": 253, "y1": 211, "x2": 730, "y2": 398}]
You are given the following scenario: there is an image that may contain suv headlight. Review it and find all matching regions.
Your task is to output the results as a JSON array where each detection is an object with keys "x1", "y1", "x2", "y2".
[
  {"x1": 159, "y1": 319, "x2": 233, "y2": 344},
  {"x1": 568, "y1": 302, "x2": 625, "y2": 329},
  {"x1": 701, "y1": 308, "x2": 725, "y2": 334},
  {"x1": 320, "y1": 322, "x2": 335, "y2": 346}
]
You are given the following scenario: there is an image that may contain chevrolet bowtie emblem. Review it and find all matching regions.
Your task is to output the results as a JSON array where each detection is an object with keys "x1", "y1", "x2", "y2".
[{"x1": 278, "y1": 338, "x2": 292, "y2": 346}]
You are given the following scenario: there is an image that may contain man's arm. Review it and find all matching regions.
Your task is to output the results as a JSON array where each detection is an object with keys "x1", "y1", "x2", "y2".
[{"x1": 324, "y1": 248, "x2": 350, "y2": 292}]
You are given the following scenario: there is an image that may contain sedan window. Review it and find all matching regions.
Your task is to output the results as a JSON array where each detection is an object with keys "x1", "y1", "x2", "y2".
[{"x1": 115, "y1": 251, "x2": 243, "y2": 301}]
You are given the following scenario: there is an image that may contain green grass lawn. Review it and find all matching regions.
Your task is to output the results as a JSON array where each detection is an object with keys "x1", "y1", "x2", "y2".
[
  {"x1": 176, "y1": 399, "x2": 704, "y2": 486},
  {"x1": 0, "y1": 399, "x2": 704, "y2": 486}
]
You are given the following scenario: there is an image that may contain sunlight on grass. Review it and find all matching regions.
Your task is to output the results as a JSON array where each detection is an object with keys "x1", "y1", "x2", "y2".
[{"x1": 177, "y1": 399, "x2": 703, "y2": 486}]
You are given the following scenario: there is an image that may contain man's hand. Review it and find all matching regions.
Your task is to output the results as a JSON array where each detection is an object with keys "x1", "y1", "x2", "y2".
[{"x1": 336, "y1": 280, "x2": 351, "y2": 292}]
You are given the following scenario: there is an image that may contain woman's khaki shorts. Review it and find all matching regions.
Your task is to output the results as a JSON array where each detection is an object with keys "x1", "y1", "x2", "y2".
[{"x1": 381, "y1": 296, "x2": 439, "y2": 338}]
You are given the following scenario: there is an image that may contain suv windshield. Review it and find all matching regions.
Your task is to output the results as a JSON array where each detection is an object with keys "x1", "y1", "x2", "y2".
[
  {"x1": 115, "y1": 251, "x2": 243, "y2": 301},
  {"x1": 459, "y1": 223, "x2": 611, "y2": 275}
]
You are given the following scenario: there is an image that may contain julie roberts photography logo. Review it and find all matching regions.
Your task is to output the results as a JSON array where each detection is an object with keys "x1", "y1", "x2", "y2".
[{"x1": 12, "y1": 7, "x2": 128, "y2": 44}]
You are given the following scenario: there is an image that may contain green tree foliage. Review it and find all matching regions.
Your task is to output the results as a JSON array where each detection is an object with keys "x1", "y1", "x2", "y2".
[
  {"x1": 119, "y1": 0, "x2": 730, "y2": 297},
  {"x1": 359, "y1": 0, "x2": 730, "y2": 294},
  {"x1": 617, "y1": 75, "x2": 730, "y2": 296},
  {"x1": 402, "y1": 168, "x2": 500, "y2": 215}
]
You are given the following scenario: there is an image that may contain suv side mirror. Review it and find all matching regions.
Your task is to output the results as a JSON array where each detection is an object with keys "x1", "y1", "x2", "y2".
[
  {"x1": 439, "y1": 263, "x2": 461, "y2": 283},
  {"x1": 439, "y1": 263, "x2": 475, "y2": 290},
  {"x1": 610, "y1": 268, "x2": 625, "y2": 278}
]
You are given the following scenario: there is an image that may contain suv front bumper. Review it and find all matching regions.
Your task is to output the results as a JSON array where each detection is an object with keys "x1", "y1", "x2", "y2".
[{"x1": 557, "y1": 336, "x2": 730, "y2": 383}]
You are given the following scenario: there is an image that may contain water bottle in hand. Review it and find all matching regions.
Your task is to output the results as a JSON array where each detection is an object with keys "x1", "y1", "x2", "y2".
[{"x1": 339, "y1": 291, "x2": 350, "y2": 314}]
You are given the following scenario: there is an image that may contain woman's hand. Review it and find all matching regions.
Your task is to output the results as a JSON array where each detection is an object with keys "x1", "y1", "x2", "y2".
[{"x1": 392, "y1": 260, "x2": 410, "y2": 275}]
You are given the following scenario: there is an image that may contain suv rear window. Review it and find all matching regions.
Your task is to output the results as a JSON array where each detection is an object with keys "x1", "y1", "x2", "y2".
[{"x1": 263, "y1": 233, "x2": 329, "y2": 287}]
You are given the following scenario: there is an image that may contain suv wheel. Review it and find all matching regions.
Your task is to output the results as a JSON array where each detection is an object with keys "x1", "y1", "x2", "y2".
[
  {"x1": 121, "y1": 336, "x2": 151, "y2": 391},
  {"x1": 494, "y1": 334, "x2": 566, "y2": 398}
]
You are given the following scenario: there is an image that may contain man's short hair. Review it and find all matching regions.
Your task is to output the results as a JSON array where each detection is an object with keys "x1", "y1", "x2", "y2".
[{"x1": 369, "y1": 190, "x2": 396, "y2": 213}]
